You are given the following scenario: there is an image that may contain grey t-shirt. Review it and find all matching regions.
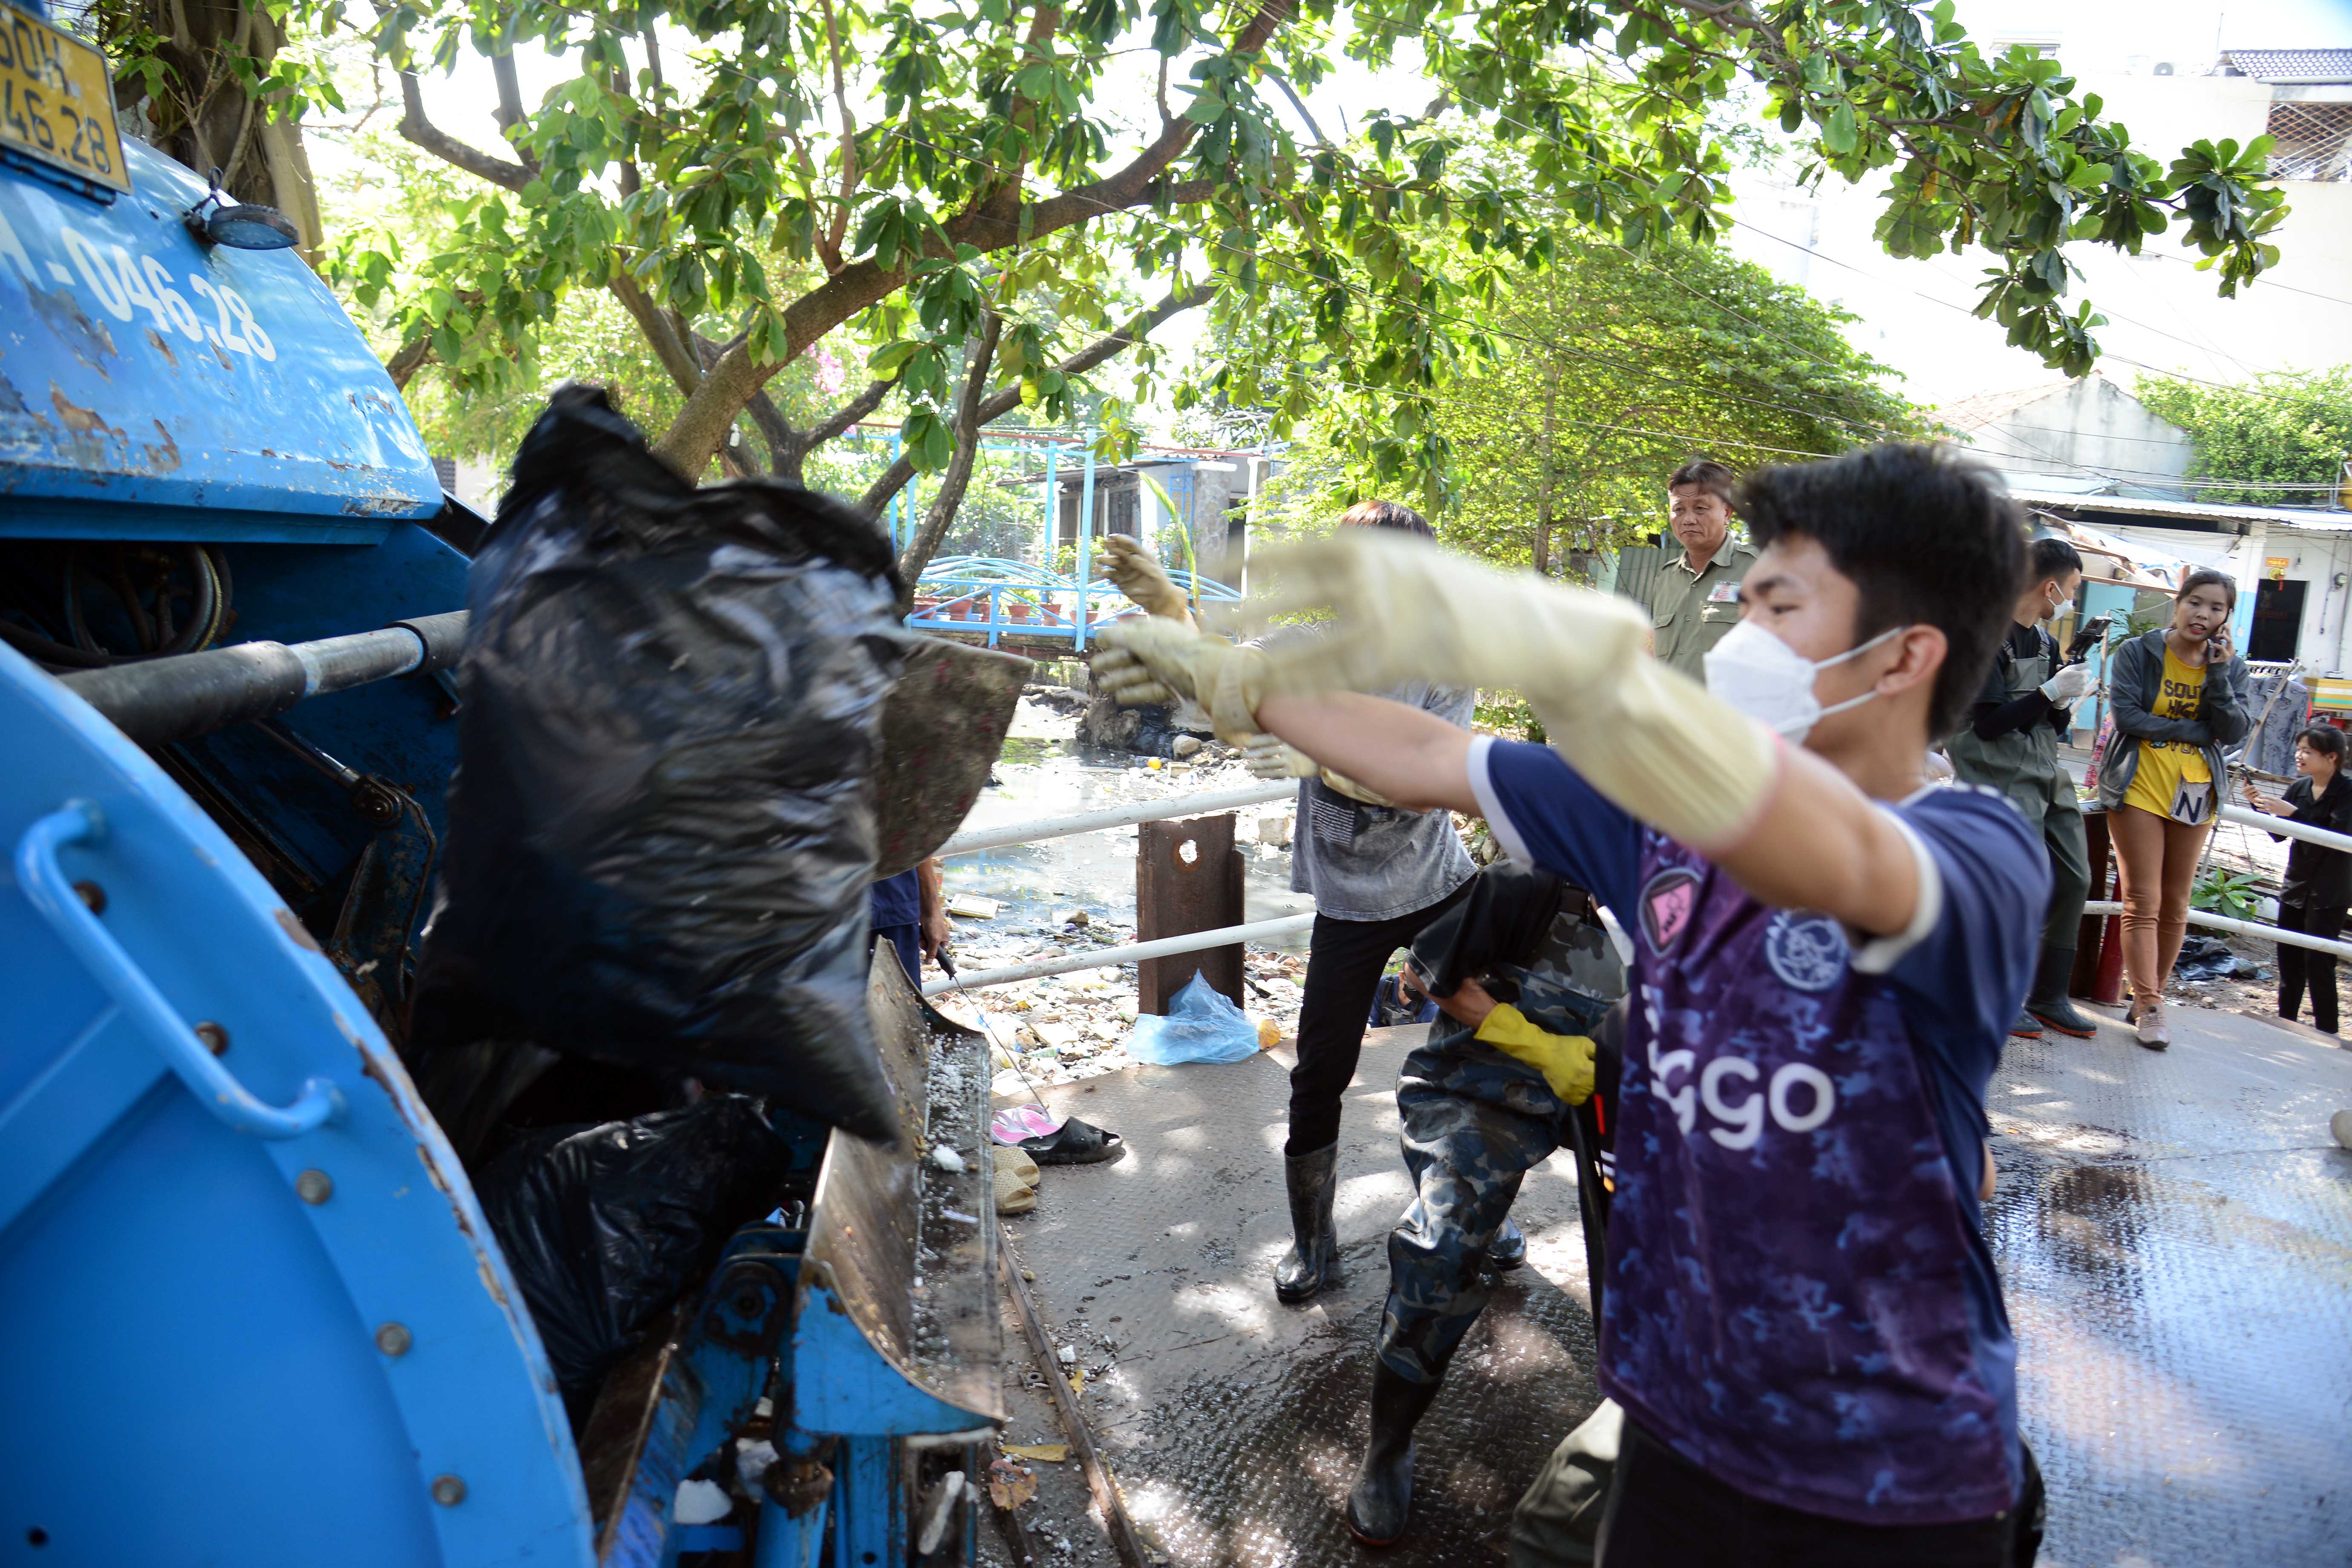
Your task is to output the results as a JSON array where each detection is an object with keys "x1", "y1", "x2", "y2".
[{"x1": 1287, "y1": 678, "x2": 1478, "y2": 921}]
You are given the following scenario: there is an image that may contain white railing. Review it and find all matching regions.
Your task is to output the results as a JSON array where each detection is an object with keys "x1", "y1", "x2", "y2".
[
  {"x1": 933, "y1": 780, "x2": 1305, "y2": 994},
  {"x1": 940, "y1": 782, "x2": 1295, "y2": 856},
  {"x1": 2080, "y1": 901, "x2": 2352, "y2": 960},
  {"x1": 925, "y1": 913, "x2": 1315, "y2": 996},
  {"x1": 2216, "y1": 802, "x2": 2352, "y2": 855}
]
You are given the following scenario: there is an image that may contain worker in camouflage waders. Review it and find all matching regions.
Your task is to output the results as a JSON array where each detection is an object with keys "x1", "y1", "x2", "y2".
[
  {"x1": 1343, "y1": 864, "x2": 1624, "y2": 1548},
  {"x1": 1946, "y1": 536, "x2": 2098, "y2": 1039}
]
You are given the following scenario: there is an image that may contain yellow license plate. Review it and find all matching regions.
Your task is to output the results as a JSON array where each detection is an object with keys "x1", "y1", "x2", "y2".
[{"x1": 0, "y1": 11, "x2": 129, "y2": 195}]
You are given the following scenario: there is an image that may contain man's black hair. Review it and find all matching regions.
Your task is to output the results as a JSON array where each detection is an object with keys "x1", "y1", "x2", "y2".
[
  {"x1": 1337, "y1": 499, "x2": 1436, "y2": 538},
  {"x1": 1668, "y1": 458, "x2": 1739, "y2": 509},
  {"x1": 1738, "y1": 444, "x2": 2025, "y2": 738},
  {"x1": 2028, "y1": 536, "x2": 2083, "y2": 585},
  {"x1": 2297, "y1": 724, "x2": 2347, "y2": 764}
]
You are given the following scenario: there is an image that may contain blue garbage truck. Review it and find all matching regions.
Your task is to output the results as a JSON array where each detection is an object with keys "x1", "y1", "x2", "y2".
[{"x1": 0, "y1": 5, "x2": 1007, "y2": 1560}]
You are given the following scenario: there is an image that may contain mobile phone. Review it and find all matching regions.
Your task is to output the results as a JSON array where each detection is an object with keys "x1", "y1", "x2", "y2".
[{"x1": 2064, "y1": 615, "x2": 2113, "y2": 663}]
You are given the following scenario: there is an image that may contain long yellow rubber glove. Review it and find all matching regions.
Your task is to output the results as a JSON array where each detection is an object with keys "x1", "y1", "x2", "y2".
[
  {"x1": 1095, "y1": 535, "x2": 1192, "y2": 622},
  {"x1": 1475, "y1": 1005, "x2": 1595, "y2": 1105},
  {"x1": 1094, "y1": 532, "x2": 1782, "y2": 851}
]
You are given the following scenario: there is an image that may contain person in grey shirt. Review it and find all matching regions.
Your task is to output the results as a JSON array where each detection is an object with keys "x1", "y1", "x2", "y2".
[
  {"x1": 1098, "y1": 503, "x2": 1487, "y2": 1303},
  {"x1": 1238, "y1": 502, "x2": 1486, "y2": 1304}
]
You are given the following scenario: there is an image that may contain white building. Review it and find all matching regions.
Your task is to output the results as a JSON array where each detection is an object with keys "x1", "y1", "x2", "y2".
[
  {"x1": 1937, "y1": 374, "x2": 2199, "y2": 499},
  {"x1": 1724, "y1": 6, "x2": 2352, "y2": 410}
]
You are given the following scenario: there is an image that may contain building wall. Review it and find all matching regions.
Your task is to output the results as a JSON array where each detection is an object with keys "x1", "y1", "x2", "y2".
[{"x1": 1971, "y1": 378, "x2": 2198, "y2": 496}]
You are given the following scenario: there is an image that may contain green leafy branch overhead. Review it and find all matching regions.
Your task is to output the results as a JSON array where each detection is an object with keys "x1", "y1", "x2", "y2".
[{"x1": 138, "y1": 0, "x2": 2294, "y2": 537}]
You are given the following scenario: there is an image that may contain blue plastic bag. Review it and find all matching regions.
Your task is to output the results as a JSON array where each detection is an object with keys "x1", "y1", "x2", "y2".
[{"x1": 1128, "y1": 974, "x2": 1262, "y2": 1065}]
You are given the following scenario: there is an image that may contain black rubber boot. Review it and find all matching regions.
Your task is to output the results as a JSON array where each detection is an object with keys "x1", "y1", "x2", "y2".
[
  {"x1": 2009, "y1": 1009, "x2": 2043, "y2": 1038},
  {"x1": 1485, "y1": 1216, "x2": 1527, "y2": 1271},
  {"x1": 2025, "y1": 946, "x2": 2098, "y2": 1038},
  {"x1": 1345, "y1": 1364, "x2": 1444, "y2": 1546},
  {"x1": 1273, "y1": 1144, "x2": 1339, "y2": 1304}
]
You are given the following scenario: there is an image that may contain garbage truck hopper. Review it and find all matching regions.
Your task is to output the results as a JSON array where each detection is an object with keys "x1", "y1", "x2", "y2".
[{"x1": 0, "y1": 18, "x2": 1016, "y2": 1556}]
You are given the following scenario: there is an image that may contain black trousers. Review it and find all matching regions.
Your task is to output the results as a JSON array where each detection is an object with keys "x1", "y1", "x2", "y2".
[
  {"x1": 1286, "y1": 882, "x2": 1471, "y2": 1156},
  {"x1": 2276, "y1": 900, "x2": 2347, "y2": 1035},
  {"x1": 1594, "y1": 1417, "x2": 2042, "y2": 1568}
]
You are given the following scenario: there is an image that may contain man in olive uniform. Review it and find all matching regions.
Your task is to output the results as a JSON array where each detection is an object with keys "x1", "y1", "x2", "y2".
[
  {"x1": 1947, "y1": 536, "x2": 2098, "y2": 1038},
  {"x1": 1646, "y1": 459, "x2": 1759, "y2": 680}
]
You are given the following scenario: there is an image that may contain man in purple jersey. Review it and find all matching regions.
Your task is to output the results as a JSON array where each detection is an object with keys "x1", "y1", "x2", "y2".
[{"x1": 1090, "y1": 446, "x2": 2047, "y2": 1564}]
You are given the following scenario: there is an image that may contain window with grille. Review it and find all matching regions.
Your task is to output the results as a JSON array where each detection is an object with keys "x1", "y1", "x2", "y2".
[{"x1": 2268, "y1": 101, "x2": 2352, "y2": 182}]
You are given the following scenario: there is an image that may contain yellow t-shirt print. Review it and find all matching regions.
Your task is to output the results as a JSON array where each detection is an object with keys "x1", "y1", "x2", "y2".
[{"x1": 2124, "y1": 645, "x2": 2211, "y2": 820}]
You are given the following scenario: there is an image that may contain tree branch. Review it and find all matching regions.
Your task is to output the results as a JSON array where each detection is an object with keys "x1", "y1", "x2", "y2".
[
  {"x1": 1266, "y1": 69, "x2": 1329, "y2": 147},
  {"x1": 858, "y1": 282, "x2": 1211, "y2": 513},
  {"x1": 397, "y1": 70, "x2": 531, "y2": 189},
  {"x1": 489, "y1": 51, "x2": 538, "y2": 171},
  {"x1": 819, "y1": 0, "x2": 859, "y2": 263},
  {"x1": 651, "y1": 0, "x2": 1286, "y2": 477},
  {"x1": 606, "y1": 270, "x2": 706, "y2": 392},
  {"x1": 386, "y1": 331, "x2": 433, "y2": 391},
  {"x1": 894, "y1": 311, "x2": 1004, "y2": 591}
]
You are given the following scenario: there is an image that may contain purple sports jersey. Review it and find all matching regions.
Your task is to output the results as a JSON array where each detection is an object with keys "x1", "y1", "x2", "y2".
[{"x1": 1468, "y1": 737, "x2": 2047, "y2": 1526}]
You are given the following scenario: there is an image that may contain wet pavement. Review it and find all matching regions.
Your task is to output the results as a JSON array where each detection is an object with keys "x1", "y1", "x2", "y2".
[{"x1": 972, "y1": 1004, "x2": 2352, "y2": 1568}]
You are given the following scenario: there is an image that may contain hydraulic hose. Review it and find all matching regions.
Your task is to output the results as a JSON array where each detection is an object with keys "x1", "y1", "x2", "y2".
[{"x1": 58, "y1": 611, "x2": 469, "y2": 747}]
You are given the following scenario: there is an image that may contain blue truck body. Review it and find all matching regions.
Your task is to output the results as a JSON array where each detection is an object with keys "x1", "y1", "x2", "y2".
[{"x1": 0, "y1": 22, "x2": 999, "y2": 1563}]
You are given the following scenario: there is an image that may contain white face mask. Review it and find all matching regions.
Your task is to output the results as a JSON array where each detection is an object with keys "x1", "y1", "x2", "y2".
[
  {"x1": 1703, "y1": 619, "x2": 1908, "y2": 742},
  {"x1": 2048, "y1": 587, "x2": 2074, "y2": 622}
]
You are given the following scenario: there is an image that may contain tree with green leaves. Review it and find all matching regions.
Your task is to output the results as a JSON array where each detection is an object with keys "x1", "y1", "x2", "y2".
[
  {"x1": 2136, "y1": 368, "x2": 2352, "y2": 508},
  {"x1": 97, "y1": 0, "x2": 2291, "y2": 586},
  {"x1": 1248, "y1": 227, "x2": 1928, "y2": 572}
]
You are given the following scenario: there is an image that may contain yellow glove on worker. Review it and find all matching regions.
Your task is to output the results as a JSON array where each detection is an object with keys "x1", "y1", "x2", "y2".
[
  {"x1": 1239, "y1": 531, "x2": 1783, "y2": 850},
  {"x1": 1474, "y1": 1005, "x2": 1595, "y2": 1105},
  {"x1": 1096, "y1": 535, "x2": 1193, "y2": 622},
  {"x1": 1241, "y1": 733, "x2": 1398, "y2": 806},
  {"x1": 1242, "y1": 733, "x2": 1320, "y2": 778},
  {"x1": 1091, "y1": 618, "x2": 1270, "y2": 743}
]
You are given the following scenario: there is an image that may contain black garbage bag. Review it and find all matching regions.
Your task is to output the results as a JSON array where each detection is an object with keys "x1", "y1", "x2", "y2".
[
  {"x1": 474, "y1": 1095, "x2": 793, "y2": 1406},
  {"x1": 409, "y1": 385, "x2": 908, "y2": 1144},
  {"x1": 1407, "y1": 862, "x2": 1570, "y2": 1000},
  {"x1": 2172, "y1": 933, "x2": 2263, "y2": 982}
]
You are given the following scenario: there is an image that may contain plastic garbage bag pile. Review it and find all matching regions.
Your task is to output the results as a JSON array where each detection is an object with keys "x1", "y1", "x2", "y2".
[{"x1": 399, "y1": 386, "x2": 906, "y2": 1411}]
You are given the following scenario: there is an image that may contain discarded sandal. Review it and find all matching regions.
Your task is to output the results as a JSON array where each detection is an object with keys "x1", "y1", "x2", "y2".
[
  {"x1": 1019, "y1": 1117, "x2": 1123, "y2": 1165},
  {"x1": 992, "y1": 1145, "x2": 1040, "y2": 1215}
]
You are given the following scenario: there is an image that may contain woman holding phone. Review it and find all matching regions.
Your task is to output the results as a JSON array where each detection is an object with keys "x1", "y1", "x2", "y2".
[
  {"x1": 2094, "y1": 568, "x2": 2252, "y2": 1048},
  {"x1": 2246, "y1": 725, "x2": 2352, "y2": 1034}
]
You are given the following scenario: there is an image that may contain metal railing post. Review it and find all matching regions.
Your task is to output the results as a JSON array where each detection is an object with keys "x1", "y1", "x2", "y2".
[{"x1": 1076, "y1": 439, "x2": 1096, "y2": 653}]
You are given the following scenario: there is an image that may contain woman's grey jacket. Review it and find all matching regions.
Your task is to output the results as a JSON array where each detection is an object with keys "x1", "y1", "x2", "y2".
[{"x1": 2094, "y1": 628, "x2": 2253, "y2": 811}]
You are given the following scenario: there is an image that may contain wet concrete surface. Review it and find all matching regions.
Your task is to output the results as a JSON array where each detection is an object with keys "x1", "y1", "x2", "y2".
[{"x1": 986, "y1": 1006, "x2": 2352, "y2": 1567}]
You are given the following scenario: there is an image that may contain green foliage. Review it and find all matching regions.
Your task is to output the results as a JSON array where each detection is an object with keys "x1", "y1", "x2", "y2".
[
  {"x1": 2191, "y1": 868, "x2": 2263, "y2": 923},
  {"x1": 1242, "y1": 225, "x2": 1928, "y2": 568},
  {"x1": 130, "y1": 0, "x2": 2293, "y2": 503},
  {"x1": 2136, "y1": 367, "x2": 2352, "y2": 507}
]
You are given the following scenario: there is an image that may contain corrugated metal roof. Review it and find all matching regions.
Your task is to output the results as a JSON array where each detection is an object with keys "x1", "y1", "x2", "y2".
[
  {"x1": 2224, "y1": 48, "x2": 2352, "y2": 83},
  {"x1": 2012, "y1": 489, "x2": 2352, "y2": 530}
]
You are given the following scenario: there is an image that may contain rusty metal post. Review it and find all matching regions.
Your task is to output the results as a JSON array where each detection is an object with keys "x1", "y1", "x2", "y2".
[
  {"x1": 1136, "y1": 813, "x2": 1245, "y2": 1012},
  {"x1": 2072, "y1": 807, "x2": 2113, "y2": 998}
]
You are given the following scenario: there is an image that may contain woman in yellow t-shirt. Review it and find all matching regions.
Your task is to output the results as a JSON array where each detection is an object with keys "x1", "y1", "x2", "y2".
[{"x1": 2093, "y1": 569, "x2": 2253, "y2": 1048}]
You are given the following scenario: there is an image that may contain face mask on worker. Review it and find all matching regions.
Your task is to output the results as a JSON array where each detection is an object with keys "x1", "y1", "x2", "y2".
[
  {"x1": 1703, "y1": 619, "x2": 1907, "y2": 743},
  {"x1": 2048, "y1": 584, "x2": 2073, "y2": 622}
]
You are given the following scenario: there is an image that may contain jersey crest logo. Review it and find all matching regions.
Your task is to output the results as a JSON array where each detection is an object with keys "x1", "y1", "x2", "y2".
[
  {"x1": 1764, "y1": 911, "x2": 1848, "y2": 992},
  {"x1": 1640, "y1": 867, "x2": 1702, "y2": 953}
]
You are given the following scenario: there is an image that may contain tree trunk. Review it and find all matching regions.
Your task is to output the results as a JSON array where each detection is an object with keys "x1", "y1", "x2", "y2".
[
  {"x1": 1534, "y1": 367, "x2": 1558, "y2": 576},
  {"x1": 118, "y1": 0, "x2": 324, "y2": 258},
  {"x1": 893, "y1": 314, "x2": 1003, "y2": 605}
]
